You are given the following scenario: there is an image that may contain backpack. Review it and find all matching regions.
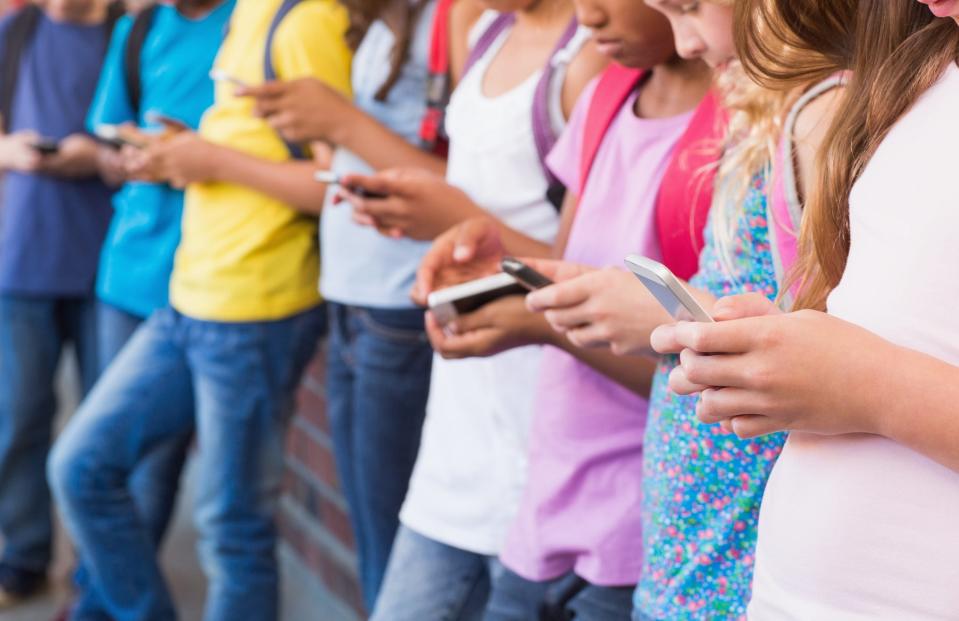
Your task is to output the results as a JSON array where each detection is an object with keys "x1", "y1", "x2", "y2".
[
  {"x1": 123, "y1": 3, "x2": 160, "y2": 115},
  {"x1": 459, "y1": 13, "x2": 581, "y2": 210},
  {"x1": 263, "y1": 0, "x2": 309, "y2": 160},
  {"x1": 419, "y1": 0, "x2": 454, "y2": 158},
  {"x1": 0, "y1": 1, "x2": 125, "y2": 133}
]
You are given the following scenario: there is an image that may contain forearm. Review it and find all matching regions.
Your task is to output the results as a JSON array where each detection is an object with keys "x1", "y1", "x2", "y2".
[
  {"x1": 210, "y1": 146, "x2": 326, "y2": 214},
  {"x1": 547, "y1": 331, "x2": 657, "y2": 397},
  {"x1": 491, "y1": 219, "x2": 553, "y2": 259},
  {"x1": 872, "y1": 345, "x2": 959, "y2": 473},
  {"x1": 332, "y1": 109, "x2": 445, "y2": 175}
]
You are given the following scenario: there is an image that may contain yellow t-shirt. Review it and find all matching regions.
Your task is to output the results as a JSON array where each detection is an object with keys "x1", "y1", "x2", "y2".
[{"x1": 170, "y1": 0, "x2": 352, "y2": 322}]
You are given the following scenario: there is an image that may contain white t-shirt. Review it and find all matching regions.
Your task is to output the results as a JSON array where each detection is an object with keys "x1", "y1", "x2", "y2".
[
  {"x1": 399, "y1": 14, "x2": 587, "y2": 554},
  {"x1": 749, "y1": 62, "x2": 959, "y2": 620}
]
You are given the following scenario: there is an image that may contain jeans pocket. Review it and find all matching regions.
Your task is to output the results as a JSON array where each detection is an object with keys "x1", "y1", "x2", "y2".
[{"x1": 353, "y1": 307, "x2": 428, "y2": 345}]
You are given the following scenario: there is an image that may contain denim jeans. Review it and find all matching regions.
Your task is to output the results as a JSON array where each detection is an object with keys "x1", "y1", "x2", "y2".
[
  {"x1": 0, "y1": 294, "x2": 98, "y2": 572},
  {"x1": 326, "y1": 302, "x2": 432, "y2": 610},
  {"x1": 68, "y1": 303, "x2": 193, "y2": 621},
  {"x1": 49, "y1": 305, "x2": 324, "y2": 621},
  {"x1": 483, "y1": 567, "x2": 635, "y2": 621},
  {"x1": 371, "y1": 525, "x2": 503, "y2": 621}
]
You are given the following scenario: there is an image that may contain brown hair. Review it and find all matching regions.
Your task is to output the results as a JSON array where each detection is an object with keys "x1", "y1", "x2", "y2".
[
  {"x1": 739, "y1": 0, "x2": 959, "y2": 309},
  {"x1": 342, "y1": 0, "x2": 432, "y2": 102}
]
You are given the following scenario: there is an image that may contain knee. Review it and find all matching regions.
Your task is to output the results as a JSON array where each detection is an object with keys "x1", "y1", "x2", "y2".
[{"x1": 47, "y1": 419, "x2": 111, "y2": 509}]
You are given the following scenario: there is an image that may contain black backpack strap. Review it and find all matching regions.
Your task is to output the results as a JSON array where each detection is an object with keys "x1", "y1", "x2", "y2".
[
  {"x1": 264, "y1": 0, "x2": 307, "y2": 160},
  {"x1": 106, "y1": 0, "x2": 127, "y2": 35},
  {"x1": 123, "y1": 4, "x2": 158, "y2": 115},
  {"x1": 0, "y1": 5, "x2": 42, "y2": 134}
]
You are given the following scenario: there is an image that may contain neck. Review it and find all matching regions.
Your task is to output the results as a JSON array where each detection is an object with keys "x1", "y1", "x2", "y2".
[
  {"x1": 635, "y1": 57, "x2": 713, "y2": 119},
  {"x1": 64, "y1": 2, "x2": 109, "y2": 25},
  {"x1": 514, "y1": 0, "x2": 573, "y2": 30}
]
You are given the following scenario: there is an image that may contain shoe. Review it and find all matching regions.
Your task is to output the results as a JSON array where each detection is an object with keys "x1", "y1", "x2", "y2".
[{"x1": 0, "y1": 562, "x2": 47, "y2": 608}]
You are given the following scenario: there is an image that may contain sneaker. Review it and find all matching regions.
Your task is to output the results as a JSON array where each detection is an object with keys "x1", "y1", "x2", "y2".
[{"x1": 0, "y1": 562, "x2": 47, "y2": 608}]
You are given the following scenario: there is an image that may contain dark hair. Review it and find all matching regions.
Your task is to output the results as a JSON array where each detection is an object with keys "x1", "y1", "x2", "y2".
[{"x1": 343, "y1": 0, "x2": 432, "y2": 102}]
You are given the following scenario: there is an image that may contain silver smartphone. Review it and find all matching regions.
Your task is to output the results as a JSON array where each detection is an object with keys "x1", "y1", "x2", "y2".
[
  {"x1": 209, "y1": 69, "x2": 250, "y2": 89},
  {"x1": 624, "y1": 255, "x2": 713, "y2": 322},
  {"x1": 426, "y1": 272, "x2": 526, "y2": 326}
]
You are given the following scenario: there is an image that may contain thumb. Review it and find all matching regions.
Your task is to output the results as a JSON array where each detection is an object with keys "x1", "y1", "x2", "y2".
[
  {"x1": 712, "y1": 293, "x2": 781, "y2": 322},
  {"x1": 452, "y1": 217, "x2": 497, "y2": 263}
]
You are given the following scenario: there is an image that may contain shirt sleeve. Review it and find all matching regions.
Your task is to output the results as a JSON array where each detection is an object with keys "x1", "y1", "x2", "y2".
[
  {"x1": 272, "y1": 1, "x2": 353, "y2": 97},
  {"x1": 545, "y1": 76, "x2": 598, "y2": 196},
  {"x1": 86, "y1": 14, "x2": 136, "y2": 132}
]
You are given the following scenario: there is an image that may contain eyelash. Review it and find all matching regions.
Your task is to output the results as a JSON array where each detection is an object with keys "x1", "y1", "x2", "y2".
[{"x1": 680, "y1": 1, "x2": 701, "y2": 13}]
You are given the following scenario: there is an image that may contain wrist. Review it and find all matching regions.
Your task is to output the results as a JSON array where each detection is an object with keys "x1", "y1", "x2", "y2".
[
  {"x1": 328, "y1": 105, "x2": 363, "y2": 148},
  {"x1": 855, "y1": 340, "x2": 906, "y2": 438}
]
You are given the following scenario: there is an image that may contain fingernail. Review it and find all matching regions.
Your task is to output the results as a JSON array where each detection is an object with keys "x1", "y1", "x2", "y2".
[{"x1": 453, "y1": 246, "x2": 470, "y2": 261}]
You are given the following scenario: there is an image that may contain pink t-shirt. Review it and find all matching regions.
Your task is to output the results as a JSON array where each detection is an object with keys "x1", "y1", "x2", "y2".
[
  {"x1": 749, "y1": 63, "x2": 959, "y2": 620},
  {"x1": 500, "y1": 77, "x2": 694, "y2": 585}
]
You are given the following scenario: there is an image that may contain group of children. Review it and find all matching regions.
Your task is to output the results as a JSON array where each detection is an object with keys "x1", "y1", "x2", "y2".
[{"x1": 0, "y1": 0, "x2": 956, "y2": 620}]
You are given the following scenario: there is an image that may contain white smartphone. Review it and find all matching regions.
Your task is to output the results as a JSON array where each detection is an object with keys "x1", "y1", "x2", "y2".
[
  {"x1": 624, "y1": 255, "x2": 713, "y2": 322},
  {"x1": 315, "y1": 170, "x2": 389, "y2": 199},
  {"x1": 93, "y1": 124, "x2": 147, "y2": 149},
  {"x1": 426, "y1": 272, "x2": 526, "y2": 326},
  {"x1": 209, "y1": 69, "x2": 250, "y2": 89}
]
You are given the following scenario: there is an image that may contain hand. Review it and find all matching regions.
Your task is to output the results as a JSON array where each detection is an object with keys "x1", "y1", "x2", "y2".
[
  {"x1": 242, "y1": 78, "x2": 356, "y2": 145},
  {"x1": 425, "y1": 295, "x2": 556, "y2": 359},
  {"x1": 651, "y1": 293, "x2": 890, "y2": 439},
  {"x1": 0, "y1": 130, "x2": 42, "y2": 172},
  {"x1": 96, "y1": 143, "x2": 129, "y2": 187},
  {"x1": 37, "y1": 134, "x2": 100, "y2": 179},
  {"x1": 337, "y1": 168, "x2": 485, "y2": 241},
  {"x1": 411, "y1": 216, "x2": 507, "y2": 305},
  {"x1": 526, "y1": 266, "x2": 677, "y2": 356},
  {"x1": 142, "y1": 131, "x2": 222, "y2": 189}
]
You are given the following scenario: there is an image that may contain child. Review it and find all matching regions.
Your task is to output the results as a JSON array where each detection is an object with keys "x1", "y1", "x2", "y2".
[
  {"x1": 655, "y1": 1, "x2": 959, "y2": 619},
  {"x1": 412, "y1": 0, "x2": 715, "y2": 616},
  {"x1": 240, "y1": 0, "x2": 451, "y2": 607},
  {"x1": 47, "y1": 1, "x2": 352, "y2": 619},
  {"x1": 0, "y1": 0, "x2": 118, "y2": 606},
  {"x1": 336, "y1": 0, "x2": 605, "y2": 617},
  {"x1": 65, "y1": 0, "x2": 234, "y2": 617}
]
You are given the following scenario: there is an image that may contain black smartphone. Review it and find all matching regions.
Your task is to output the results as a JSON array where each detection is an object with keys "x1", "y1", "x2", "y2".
[
  {"x1": 314, "y1": 170, "x2": 389, "y2": 200},
  {"x1": 31, "y1": 138, "x2": 60, "y2": 156},
  {"x1": 500, "y1": 256, "x2": 554, "y2": 291}
]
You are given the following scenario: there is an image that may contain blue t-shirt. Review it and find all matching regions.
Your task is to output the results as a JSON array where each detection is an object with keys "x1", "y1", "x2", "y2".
[
  {"x1": 319, "y1": 1, "x2": 435, "y2": 309},
  {"x1": 88, "y1": 0, "x2": 235, "y2": 318},
  {"x1": 0, "y1": 12, "x2": 115, "y2": 296}
]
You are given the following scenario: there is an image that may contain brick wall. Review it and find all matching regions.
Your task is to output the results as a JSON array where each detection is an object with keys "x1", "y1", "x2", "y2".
[{"x1": 281, "y1": 347, "x2": 365, "y2": 618}]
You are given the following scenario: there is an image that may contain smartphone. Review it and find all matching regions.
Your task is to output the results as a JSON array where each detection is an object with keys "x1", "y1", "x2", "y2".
[
  {"x1": 93, "y1": 124, "x2": 147, "y2": 150},
  {"x1": 144, "y1": 112, "x2": 190, "y2": 133},
  {"x1": 500, "y1": 257, "x2": 553, "y2": 291},
  {"x1": 31, "y1": 138, "x2": 59, "y2": 155},
  {"x1": 426, "y1": 272, "x2": 526, "y2": 326},
  {"x1": 314, "y1": 170, "x2": 389, "y2": 200},
  {"x1": 624, "y1": 255, "x2": 713, "y2": 322},
  {"x1": 209, "y1": 68, "x2": 250, "y2": 89}
]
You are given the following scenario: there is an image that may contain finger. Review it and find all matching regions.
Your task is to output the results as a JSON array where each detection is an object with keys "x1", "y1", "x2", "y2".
[
  {"x1": 649, "y1": 323, "x2": 683, "y2": 354},
  {"x1": 452, "y1": 217, "x2": 496, "y2": 263},
  {"x1": 729, "y1": 414, "x2": 784, "y2": 439},
  {"x1": 679, "y1": 348, "x2": 753, "y2": 389},
  {"x1": 235, "y1": 80, "x2": 285, "y2": 99},
  {"x1": 447, "y1": 302, "x2": 503, "y2": 335},
  {"x1": 712, "y1": 293, "x2": 782, "y2": 321},
  {"x1": 526, "y1": 279, "x2": 591, "y2": 313},
  {"x1": 542, "y1": 307, "x2": 590, "y2": 333},
  {"x1": 695, "y1": 387, "x2": 770, "y2": 424},
  {"x1": 339, "y1": 173, "x2": 396, "y2": 197},
  {"x1": 667, "y1": 365, "x2": 709, "y2": 395},
  {"x1": 669, "y1": 320, "x2": 757, "y2": 354},
  {"x1": 565, "y1": 323, "x2": 615, "y2": 349},
  {"x1": 434, "y1": 328, "x2": 497, "y2": 360},
  {"x1": 414, "y1": 235, "x2": 457, "y2": 300}
]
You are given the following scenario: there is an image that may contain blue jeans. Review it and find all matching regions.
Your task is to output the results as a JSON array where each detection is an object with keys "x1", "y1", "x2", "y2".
[
  {"x1": 326, "y1": 303, "x2": 432, "y2": 611},
  {"x1": 483, "y1": 567, "x2": 635, "y2": 621},
  {"x1": 371, "y1": 525, "x2": 502, "y2": 621},
  {"x1": 49, "y1": 305, "x2": 324, "y2": 621},
  {"x1": 0, "y1": 294, "x2": 98, "y2": 572},
  {"x1": 68, "y1": 303, "x2": 193, "y2": 621}
]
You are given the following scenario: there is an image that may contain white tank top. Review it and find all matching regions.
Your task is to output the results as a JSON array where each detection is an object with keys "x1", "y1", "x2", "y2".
[{"x1": 400, "y1": 12, "x2": 590, "y2": 554}]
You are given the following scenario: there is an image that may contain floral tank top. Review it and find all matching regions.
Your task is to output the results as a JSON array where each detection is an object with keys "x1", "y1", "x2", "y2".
[{"x1": 633, "y1": 173, "x2": 786, "y2": 620}]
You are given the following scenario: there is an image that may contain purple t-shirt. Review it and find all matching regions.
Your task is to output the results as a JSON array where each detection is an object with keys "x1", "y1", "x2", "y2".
[
  {"x1": 500, "y1": 77, "x2": 694, "y2": 585},
  {"x1": 0, "y1": 12, "x2": 114, "y2": 296}
]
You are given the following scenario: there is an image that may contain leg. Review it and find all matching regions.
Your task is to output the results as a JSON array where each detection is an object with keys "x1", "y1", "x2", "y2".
[
  {"x1": 0, "y1": 295, "x2": 63, "y2": 577},
  {"x1": 49, "y1": 308, "x2": 195, "y2": 621},
  {"x1": 348, "y1": 306, "x2": 432, "y2": 607},
  {"x1": 188, "y1": 308, "x2": 323, "y2": 621},
  {"x1": 567, "y1": 583, "x2": 636, "y2": 621},
  {"x1": 371, "y1": 526, "x2": 491, "y2": 621},
  {"x1": 483, "y1": 568, "x2": 554, "y2": 621},
  {"x1": 95, "y1": 302, "x2": 144, "y2": 375}
]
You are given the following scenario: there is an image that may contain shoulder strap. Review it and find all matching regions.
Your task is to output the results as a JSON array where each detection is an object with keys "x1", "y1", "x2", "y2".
[
  {"x1": 531, "y1": 16, "x2": 579, "y2": 210},
  {"x1": 123, "y1": 4, "x2": 159, "y2": 116},
  {"x1": 419, "y1": 0, "x2": 454, "y2": 156},
  {"x1": 105, "y1": 0, "x2": 126, "y2": 35},
  {"x1": 769, "y1": 74, "x2": 845, "y2": 306},
  {"x1": 460, "y1": 12, "x2": 514, "y2": 78},
  {"x1": 579, "y1": 63, "x2": 645, "y2": 196},
  {"x1": 0, "y1": 5, "x2": 41, "y2": 134},
  {"x1": 264, "y1": 0, "x2": 307, "y2": 160}
]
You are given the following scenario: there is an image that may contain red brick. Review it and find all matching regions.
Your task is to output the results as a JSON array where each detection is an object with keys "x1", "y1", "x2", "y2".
[
  {"x1": 285, "y1": 423, "x2": 341, "y2": 490},
  {"x1": 295, "y1": 383, "x2": 330, "y2": 434},
  {"x1": 283, "y1": 466, "x2": 354, "y2": 549}
]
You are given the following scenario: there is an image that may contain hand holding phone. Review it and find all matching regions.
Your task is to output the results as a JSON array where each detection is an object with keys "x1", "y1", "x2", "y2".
[
  {"x1": 315, "y1": 170, "x2": 389, "y2": 200},
  {"x1": 94, "y1": 124, "x2": 148, "y2": 150},
  {"x1": 209, "y1": 69, "x2": 251, "y2": 90},
  {"x1": 426, "y1": 272, "x2": 526, "y2": 326},
  {"x1": 624, "y1": 255, "x2": 713, "y2": 322},
  {"x1": 500, "y1": 257, "x2": 554, "y2": 291},
  {"x1": 31, "y1": 138, "x2": 60, "y2": 156}
]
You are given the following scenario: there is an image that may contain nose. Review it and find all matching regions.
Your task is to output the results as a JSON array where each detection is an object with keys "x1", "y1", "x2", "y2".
[{"x1": 673, "y1": 27, "x2": 706, "y2": 60}]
